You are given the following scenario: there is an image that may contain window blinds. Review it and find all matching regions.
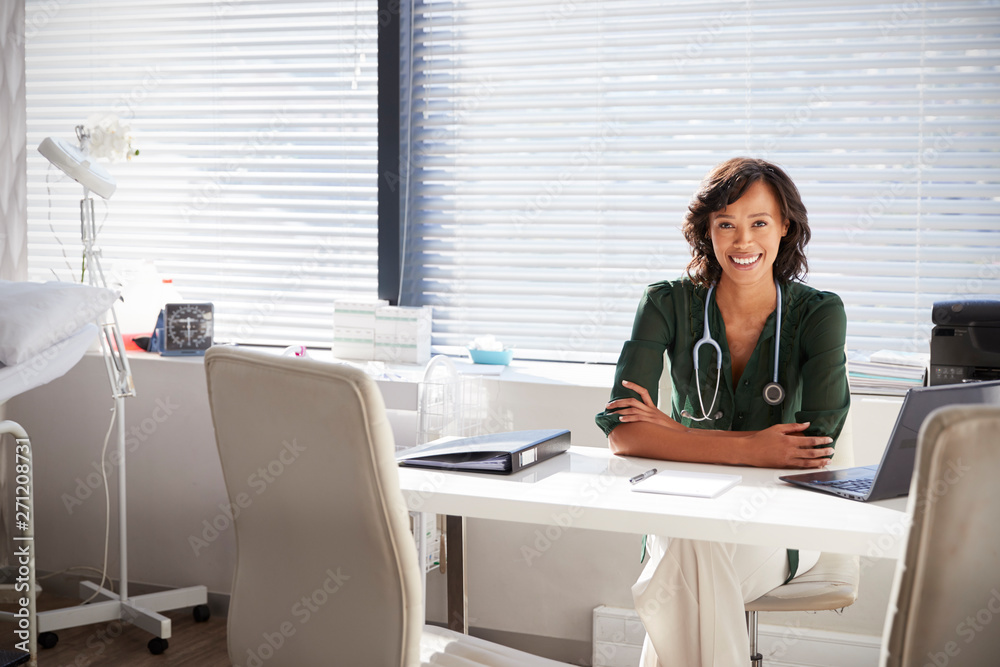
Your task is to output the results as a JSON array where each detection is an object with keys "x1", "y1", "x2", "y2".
[
  {"x1": 401, "y1": 0, "x2": 1000, "y2": 362},
  {"x1": 25, "y1": 0, "x2": 378, "y2": 346}
]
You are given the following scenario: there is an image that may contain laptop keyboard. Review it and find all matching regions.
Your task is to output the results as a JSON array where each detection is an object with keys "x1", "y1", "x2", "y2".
[{"x1": 815, "y1": 477, "x2": 873, "y2": 494}]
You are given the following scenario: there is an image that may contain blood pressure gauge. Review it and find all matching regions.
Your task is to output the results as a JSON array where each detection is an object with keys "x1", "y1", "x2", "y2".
[{"x1": 151, "y1": 303, "x2": 214, "y2": 356}]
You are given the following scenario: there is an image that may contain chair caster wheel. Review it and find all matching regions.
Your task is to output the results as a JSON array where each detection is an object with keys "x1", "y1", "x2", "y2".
[
  {"x1": 38, "y1": 632, "x2": 58, "y2": 650},
  {"x1": 148, "y1": 637, "x2": 169, "y2": 655},
  {"x1": 193, "y1": 604, "x2": 211, "y2": 623}
]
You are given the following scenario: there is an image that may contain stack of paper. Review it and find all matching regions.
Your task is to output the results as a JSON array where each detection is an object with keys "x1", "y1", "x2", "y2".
[{"x1": 848, "y1": 349, "x2": 928, "y2": 396}]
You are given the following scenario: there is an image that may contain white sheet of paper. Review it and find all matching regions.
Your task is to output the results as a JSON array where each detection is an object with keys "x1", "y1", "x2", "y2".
[{"x1": 631, "y1": 469, "x2": 742, "y2": 499}]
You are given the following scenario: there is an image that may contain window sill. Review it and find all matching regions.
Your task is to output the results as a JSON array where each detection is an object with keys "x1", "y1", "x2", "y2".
[
  {"x1": 112, "y1": 345, "x2": 909, "y2": 399},
  {"x1": 105, "y1": 346, "x2": 617, "y2": 411}
]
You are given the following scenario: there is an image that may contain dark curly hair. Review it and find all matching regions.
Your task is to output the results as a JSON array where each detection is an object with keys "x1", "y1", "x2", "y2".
[{"x1": 682, "y1": 157, "x2": 810, "y2": 287}]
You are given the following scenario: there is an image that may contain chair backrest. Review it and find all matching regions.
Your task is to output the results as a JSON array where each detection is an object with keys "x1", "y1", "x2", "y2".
[
  {"x1": 204, "y1": 347, "x2": 423, "y2": 667},
  {"x1": 830, "y1": 342, "x2": 855, "y2": 467},
  {"x1": 830, "y1": 405, "x2": 855, "y2": 467},
  {"x1": 879, "y1": 404, "x2": 1000, "y2": 667}
]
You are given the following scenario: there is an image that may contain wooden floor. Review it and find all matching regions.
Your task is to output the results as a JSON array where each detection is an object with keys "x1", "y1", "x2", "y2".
[{"x1": 1, "y1": 594, "x2": 231, "y2": 666}]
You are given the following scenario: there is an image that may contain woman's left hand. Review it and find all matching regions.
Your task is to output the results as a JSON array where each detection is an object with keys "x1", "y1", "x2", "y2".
[{"x1": 605, "y1": 380, "x2": 685, "y2": 432}]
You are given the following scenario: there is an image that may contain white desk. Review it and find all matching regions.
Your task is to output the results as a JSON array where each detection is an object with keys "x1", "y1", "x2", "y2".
[{"x1": 397, "y1": 446, "x2": 910, "y2": 631}]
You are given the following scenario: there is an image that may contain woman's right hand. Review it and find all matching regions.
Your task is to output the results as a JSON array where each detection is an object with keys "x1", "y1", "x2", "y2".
[
  {"x1": 741, "y1": 422, "x2": 834, "y2": 468},
  {"x1": 605, "y1": 380, "x2": 686, "y2": 432}
]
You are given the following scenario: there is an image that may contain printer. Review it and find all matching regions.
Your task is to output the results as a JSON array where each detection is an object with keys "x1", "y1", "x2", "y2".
[{"x1": 930, "y1": 299, "x2": 1000, "y2": 385}]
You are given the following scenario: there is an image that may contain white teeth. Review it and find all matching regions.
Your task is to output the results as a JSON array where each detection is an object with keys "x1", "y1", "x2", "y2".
[{"x1": 732, "y1": 254, "x2": 761, "y2": 266}]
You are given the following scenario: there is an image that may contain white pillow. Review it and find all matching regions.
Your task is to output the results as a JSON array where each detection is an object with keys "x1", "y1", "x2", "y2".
[{"x1": 0, "y1": 280, "x2": 119, "y2": 366}]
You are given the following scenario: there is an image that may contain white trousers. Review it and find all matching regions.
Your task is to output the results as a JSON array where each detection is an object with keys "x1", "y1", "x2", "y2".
[{"x1": 631, "y1": 536, "x2": 820, "y2": 667}]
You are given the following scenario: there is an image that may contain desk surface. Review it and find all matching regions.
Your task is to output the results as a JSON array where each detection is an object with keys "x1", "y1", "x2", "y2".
[{"x1": 398, "y1": 446, "x2": 910, "y2": 559}]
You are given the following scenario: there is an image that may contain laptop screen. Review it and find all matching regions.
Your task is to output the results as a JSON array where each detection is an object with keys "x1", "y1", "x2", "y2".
[
  {"x1": 895, "y1": 380, "x2": 1000, "y2": 449},
  {"x1": 870, "y1": 379, "x2": 1000, "y2": 499}
]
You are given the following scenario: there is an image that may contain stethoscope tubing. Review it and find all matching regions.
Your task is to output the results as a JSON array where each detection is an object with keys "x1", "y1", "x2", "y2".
[{"x1": 686, "y1": 279, "x2": 784, "y2": 422}]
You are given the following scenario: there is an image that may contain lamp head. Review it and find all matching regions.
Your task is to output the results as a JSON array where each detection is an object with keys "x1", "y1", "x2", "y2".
[{"x1": 38, "y1": 136, "x2": 117, "y2": 199}]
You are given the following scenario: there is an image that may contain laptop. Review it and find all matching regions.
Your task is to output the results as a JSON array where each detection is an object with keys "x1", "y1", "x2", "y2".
[{"x1": 780, "y1": 380, "x2": 1000, "y2": 502}]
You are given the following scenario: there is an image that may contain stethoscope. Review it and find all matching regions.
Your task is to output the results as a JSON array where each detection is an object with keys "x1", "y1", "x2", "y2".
[{"x1": 681, "y1": 280, "x2": 785, "y2": 422}]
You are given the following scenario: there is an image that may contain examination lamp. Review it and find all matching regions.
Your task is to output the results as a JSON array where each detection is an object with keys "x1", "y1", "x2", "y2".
[
  {"x1": 34, "y1": 126, "x2": 151, "y2": 642},
  {"x1": 38, "y1": 134, "x2": 117, "y2": 199},
  {"x1": 36, "y1": 123, "x2": 206, "y2": 649},
  {"x1": 35, "y1": 125, "x2": 133, "y2": 401}
]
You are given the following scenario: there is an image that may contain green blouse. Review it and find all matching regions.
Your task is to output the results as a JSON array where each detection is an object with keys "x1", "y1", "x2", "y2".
[
  {"x1": 595, "y1": 278, "x2": 851, "y2": 581},
  {"x1": 596, "y1": 278, "x2": 850, "y2": 442}
]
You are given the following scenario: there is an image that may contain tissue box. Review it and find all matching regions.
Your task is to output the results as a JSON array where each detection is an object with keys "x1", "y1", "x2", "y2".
[
  {"x1": 467, "y1": 348, "x2": 513, "y2": 365},
  {"x1": 333, "y1": 327, "x2": 375, "y2": 360},
  {"x1": 334, "y1": 299, "x2": 389, "y2": 329}
]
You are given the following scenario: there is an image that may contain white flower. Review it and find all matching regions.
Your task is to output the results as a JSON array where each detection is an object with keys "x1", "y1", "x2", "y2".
[{"x1": 82, "y1": 113, "x2": 138, "y2": 162}]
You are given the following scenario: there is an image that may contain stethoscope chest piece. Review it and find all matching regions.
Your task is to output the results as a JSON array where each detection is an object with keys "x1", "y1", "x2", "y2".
[{"x1": 762, "y1": 381, "x2": 785, "y2": 406}]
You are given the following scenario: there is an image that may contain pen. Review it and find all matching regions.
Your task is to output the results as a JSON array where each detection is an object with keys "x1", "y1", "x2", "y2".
[{"x1": 629, "y1": 468, "x2": 657, "y2": 485}]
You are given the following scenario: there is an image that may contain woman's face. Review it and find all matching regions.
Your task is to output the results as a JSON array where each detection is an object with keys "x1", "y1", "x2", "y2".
[{"x1": 708, "y1": 179, "x2": 789, "y2": 289}]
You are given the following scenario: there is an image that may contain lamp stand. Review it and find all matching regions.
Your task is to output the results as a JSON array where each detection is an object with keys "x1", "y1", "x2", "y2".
[{"x1": 32, "y1": 192, "x2": 208, "y2": 655}]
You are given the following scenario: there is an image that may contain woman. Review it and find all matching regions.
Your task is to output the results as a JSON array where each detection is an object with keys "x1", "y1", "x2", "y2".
[{"x1": 594, "y1": 157, "x2": 850, "y2": 667}]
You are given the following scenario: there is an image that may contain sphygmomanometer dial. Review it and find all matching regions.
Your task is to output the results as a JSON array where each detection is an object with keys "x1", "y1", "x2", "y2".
[{"x1": 165, "y1": 302, "x2": 214, "y2": 353}]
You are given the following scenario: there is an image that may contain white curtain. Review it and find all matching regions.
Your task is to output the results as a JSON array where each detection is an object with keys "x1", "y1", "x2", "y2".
[{"x1": 0, "y1": 0, "x2": 27, "y2": 282}]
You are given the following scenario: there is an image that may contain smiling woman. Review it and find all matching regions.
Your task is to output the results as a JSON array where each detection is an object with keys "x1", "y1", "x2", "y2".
[
  {"x1": 595, "y1": 157, "x2": 847, "y2": 464},
  {"x1": 594, "y1": 157, "x2": 851, "y2": 667}
]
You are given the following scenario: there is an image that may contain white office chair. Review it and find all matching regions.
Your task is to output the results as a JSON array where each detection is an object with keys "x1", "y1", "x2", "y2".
[
  {"x1": 744, "y1": 408, "x2": 860, "y2": 666},
  {"x1": 879, "y1": 404, "x2": 1000, "y2": 667},
  {"x1": 204, "y1": 347, "x2": 571, "y2": 667}
]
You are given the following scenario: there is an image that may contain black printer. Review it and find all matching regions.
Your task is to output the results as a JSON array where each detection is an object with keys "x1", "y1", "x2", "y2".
[{"x1": 930, "y1": 299, "x2": 1000, "y2": 385}]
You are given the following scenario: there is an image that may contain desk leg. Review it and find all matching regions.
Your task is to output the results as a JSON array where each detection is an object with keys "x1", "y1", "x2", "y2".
[{"x1": 446, "y1": 515, "x2": 467, "y2": 633}]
